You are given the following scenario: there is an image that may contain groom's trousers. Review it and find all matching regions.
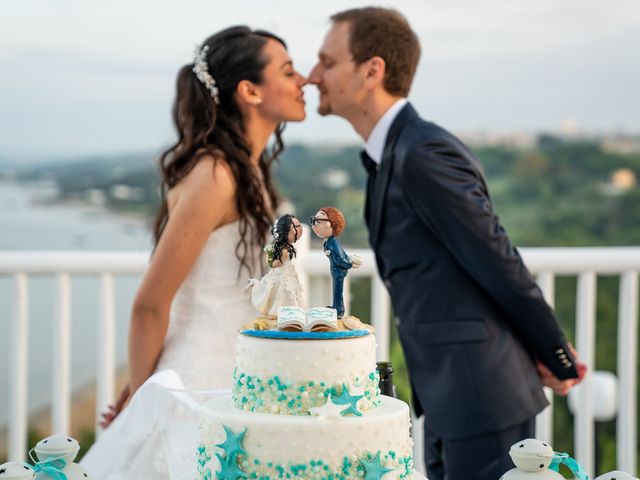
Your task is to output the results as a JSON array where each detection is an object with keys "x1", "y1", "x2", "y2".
[{"x1": 424, "y1": 416, "x2": 535, "y2": 480}]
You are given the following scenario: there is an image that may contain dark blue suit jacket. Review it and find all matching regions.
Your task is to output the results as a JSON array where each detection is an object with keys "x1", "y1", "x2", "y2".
[
  {"x1": 365, "y1": 103, "x2": 578, "y2": 440},
  {"x1": 323, "y1": 236, "x2": 352, "y2": 277}
]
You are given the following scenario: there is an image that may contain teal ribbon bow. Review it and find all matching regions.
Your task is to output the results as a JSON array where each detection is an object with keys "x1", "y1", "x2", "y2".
[
  {"x1": 32, "y1": 456, "x2": 68, "y2": 480},
  {"x1": 550, "y1": 452, "x2": 589, "y2": 480}
]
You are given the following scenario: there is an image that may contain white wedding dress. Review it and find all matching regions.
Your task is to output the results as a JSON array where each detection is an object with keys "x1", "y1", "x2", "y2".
[
  {"x1": 249, "y1": 256, "x2": 305, "y2": 317},
  {"x1": 81, "y1": 220, "x2": 262, "y2": 479}
]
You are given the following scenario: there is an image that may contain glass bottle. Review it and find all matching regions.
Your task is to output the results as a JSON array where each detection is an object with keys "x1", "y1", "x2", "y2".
[{"x1": 376, "y1": 361, "x2": 396, "y2": 398}]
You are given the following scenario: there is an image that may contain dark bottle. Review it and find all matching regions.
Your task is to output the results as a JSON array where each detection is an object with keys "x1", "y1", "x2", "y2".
[{"x1": 376, "y1": 361, "x2": 396, "y2": 398}]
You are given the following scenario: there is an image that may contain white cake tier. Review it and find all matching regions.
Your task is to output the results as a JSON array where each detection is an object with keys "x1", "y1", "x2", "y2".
[
  {"x1": 232, "y1": 333, "x2": 381, "y2": 415},
  {"x1": 197, "y1": 394, "x2": 414, "y2": 480}
]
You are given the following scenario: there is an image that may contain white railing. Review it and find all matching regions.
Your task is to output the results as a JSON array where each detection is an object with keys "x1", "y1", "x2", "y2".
[{"x1": 1, "y1": 245, "x2": 639, "y2": 477}]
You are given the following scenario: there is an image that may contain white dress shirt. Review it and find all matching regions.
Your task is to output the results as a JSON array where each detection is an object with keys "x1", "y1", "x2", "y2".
[{"x1": 364, "y1": 98, "x2": 408, "y2": 166}]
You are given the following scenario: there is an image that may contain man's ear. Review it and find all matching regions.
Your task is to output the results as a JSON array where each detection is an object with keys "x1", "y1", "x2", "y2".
[
  {"x1": 364, "y1": 56, "x2": 386, "y2": 89},
  {"x1": 236, "y1": 80, "x2": 263, "y2": 106}
]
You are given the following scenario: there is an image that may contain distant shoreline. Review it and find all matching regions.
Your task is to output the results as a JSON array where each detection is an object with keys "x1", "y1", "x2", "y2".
[{"x1": 0, "y1": 178, "x2": 152, "y2": 232}]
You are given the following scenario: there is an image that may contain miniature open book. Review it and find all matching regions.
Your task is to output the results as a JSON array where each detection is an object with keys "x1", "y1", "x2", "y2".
[{"x1": 277, "y1": 306, "x2": 338, "y2": 332}]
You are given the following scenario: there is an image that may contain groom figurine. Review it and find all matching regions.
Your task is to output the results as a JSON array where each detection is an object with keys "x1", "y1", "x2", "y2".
[
  {"x1": 309, "y1": 8, "x2": 586, "y2": 480},
  {"x1": 310, "y1": 207, "x2": 354, "y2": 318}
]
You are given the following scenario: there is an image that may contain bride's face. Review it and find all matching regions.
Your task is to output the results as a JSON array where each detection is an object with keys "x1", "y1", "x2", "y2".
[
  {"x1": 288, "y1": 218, "x2": 303, "y2": 244},
  {"x1": 256, "y1": 39, "x2": 307, "y2": 123}
]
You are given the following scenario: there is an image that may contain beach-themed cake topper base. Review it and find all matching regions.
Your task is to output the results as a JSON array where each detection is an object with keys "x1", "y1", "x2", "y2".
[{"x1": 243, "y1": 309, "x2": 375, "y2": 335}]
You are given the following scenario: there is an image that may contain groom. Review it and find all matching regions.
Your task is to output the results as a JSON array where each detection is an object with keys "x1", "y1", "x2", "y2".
[{"x1": 309, "y1": 7, "x2": 586, "y2": 480}]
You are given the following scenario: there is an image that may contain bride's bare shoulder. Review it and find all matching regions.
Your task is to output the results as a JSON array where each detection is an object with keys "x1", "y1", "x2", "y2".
[{"x1": 168, "y1": 151, "x2": 236, "y2": 209}]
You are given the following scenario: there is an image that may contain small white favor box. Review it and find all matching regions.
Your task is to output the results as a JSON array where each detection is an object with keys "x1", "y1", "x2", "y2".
[
  {"x1": 501, "y1": 438, "x2": 564, "y2": 480},
  {"x1": 0, "y1": 463, "x2": 35, "y2": 479},
  {"x1": 31, "y1": 434, "x2": 92, "y2": 480}
]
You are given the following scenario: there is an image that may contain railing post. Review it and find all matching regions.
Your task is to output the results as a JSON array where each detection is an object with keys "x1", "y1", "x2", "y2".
[
  {"x1": 575, "y1": 271, "x2": 597, "y2": 477},
  {"x1": 343, "y1": 276, "x2": 351, "y2": 318},
  {"x1": 411, "y1": 413, "x2": 426, "y2": 475},
  {"x1": 297, "y1": 226, "x2": 311, "y2": 307},
  {"x1": 535, "y1": 271, "x2": 555, "y2": 445},
  {"x1": 96, "y1": 273, "x2": 116, "y2": 436},
  {"x1": 52, "y1": 273, "x2": 72, "y2": 435},
  {"x1": 9, "y1": 273, "x2": 28, "y2": 461},
  {"x1": 371, "y1": 274, "x2": 390, "y2": 361},
  {"x1": 617, "y1": 271, "x2": 638, "y2": 475}
]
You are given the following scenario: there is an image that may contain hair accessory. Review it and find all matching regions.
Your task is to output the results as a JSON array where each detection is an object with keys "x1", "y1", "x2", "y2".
[
  {"x1": 192, "y1": 44, "x2": 220, "y2": 105},
  {"x1": 271, "y1": 219, "x2": 280, "y2": 240}
]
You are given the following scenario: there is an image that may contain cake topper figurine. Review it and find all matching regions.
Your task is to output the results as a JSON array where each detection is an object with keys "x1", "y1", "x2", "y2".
[
  {"x1": 248, "y1": 214, "x2": 305, "y2": 328},
  {"x1": 310, "y1": 207, "x2": 361, "y2": 319}
]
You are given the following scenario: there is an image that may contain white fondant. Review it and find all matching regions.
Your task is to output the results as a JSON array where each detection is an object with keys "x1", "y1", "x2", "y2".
[
  {"x1": 200, "y1": 394, "x2": 413, "y2": 472},
  {"x1": 235, "y1": 333, "x2": 377, "y2": 387}
]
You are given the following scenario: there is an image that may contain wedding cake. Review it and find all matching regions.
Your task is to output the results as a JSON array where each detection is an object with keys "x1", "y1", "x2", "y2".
[{"x1": 196, "y1": 329, "x2": 414, "y2": 479}]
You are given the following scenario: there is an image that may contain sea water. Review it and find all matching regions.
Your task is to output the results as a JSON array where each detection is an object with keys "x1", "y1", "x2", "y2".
[{"x1": 0, "y1": 180, "x2": 152, "y2": 427}]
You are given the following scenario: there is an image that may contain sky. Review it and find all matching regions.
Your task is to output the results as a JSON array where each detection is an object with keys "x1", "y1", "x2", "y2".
[{"x1": 1, "y1": 0, "x2": 639, "y2": 160}]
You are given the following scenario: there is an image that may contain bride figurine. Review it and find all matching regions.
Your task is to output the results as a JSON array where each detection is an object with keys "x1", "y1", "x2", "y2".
[{"x1": 248, "y1": 213, "x2": 305, "y2": 323}]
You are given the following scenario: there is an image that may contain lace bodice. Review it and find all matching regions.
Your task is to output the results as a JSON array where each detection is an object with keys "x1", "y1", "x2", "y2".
[{"x1": 154, "y1": 220, "x2": 262, "y2": 390}]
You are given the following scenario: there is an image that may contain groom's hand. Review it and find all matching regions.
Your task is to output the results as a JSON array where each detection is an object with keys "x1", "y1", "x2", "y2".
[
  {"x1": 536, "y1": 362, "x2": 577, "y2": 396},
  {"x1": 536, "y1": 345, "x2": 587, "y2": 396}
]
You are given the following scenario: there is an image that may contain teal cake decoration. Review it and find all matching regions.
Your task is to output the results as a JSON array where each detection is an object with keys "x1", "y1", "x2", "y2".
[
  {"x1": 332, "y1": 383, "x2": 365, "y2": 416},
  {"x1": 195, "y1": 448, "x2": 413, "y2": 480},
  {"x1": 240, "y1": 329, "x2": 370, "y2": 339},
  {"x1": 232, "y1": 369, "x2": 381, "y2": 415},
  {"x1": 360, "y1": 451, "x2": 394, "y2": 480},
  {"x1": 215, "y1": 426, "x2": 247, "y2": 458},
  {"x1": 214, "y1": 452, "x2": 247, "y2": 480},
  {"x1": 211, "y1": 425, "x2": 248, "y2": 480}
]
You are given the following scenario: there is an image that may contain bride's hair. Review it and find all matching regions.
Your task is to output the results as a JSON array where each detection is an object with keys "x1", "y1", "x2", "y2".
[
  {"x1": 271, "y1": 214, "x2": 297, "y2": 263},
  {"x1": 153, "y1": 26, "x2": 285, "y2": 275}
]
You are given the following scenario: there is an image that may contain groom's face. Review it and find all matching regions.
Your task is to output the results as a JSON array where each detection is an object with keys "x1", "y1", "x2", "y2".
[{"x1": 309, "y1": 22, "x2": 366, "y2": 117}]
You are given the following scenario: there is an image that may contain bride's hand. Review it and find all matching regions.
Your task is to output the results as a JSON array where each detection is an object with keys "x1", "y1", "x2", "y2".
[{"x1": 99, "y1": 383, "x2": 131, "y2": 429}]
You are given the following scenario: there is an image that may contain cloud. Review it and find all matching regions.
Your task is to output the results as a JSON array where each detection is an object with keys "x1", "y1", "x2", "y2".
[{"x1": 1, "y1": 0, "x2": 639, "y2": 158}]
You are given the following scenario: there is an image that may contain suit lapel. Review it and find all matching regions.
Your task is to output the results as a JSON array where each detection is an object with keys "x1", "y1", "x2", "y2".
[{"x1": 368, "y1": 103, "x2": 418, "y2": 248}]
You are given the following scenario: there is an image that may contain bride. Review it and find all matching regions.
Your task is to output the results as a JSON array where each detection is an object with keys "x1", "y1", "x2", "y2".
[{"x1": 81, "y1": 26, "x2": 307, "y2": 478}]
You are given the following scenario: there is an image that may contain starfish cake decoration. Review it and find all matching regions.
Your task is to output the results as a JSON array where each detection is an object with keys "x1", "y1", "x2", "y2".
[
  {"x1": 214, "y1": 452, "x2": 247, "y2": 480},
  {"x1": 215, "y1": 425, "x2": 248, "y2": 457},
  {"x1": 308, "y1": 394, "x2": 349, "y2": 418},
  {"x1": 360, "y1": 451, "x2": 393, "y2": 480},
  {"x1": 332, "y1": 383, "x2": 364, "y2": 416}
]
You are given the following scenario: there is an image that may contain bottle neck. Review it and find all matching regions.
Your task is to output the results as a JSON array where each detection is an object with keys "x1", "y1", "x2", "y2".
[{"x1": 376, "y1": 361, "x2": 395, "y2": 398}]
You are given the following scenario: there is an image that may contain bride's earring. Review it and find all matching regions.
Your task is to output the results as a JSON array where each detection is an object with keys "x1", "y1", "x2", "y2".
[{"x1": 255, "y1": 98, "x2": 263, "y2": 105}]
